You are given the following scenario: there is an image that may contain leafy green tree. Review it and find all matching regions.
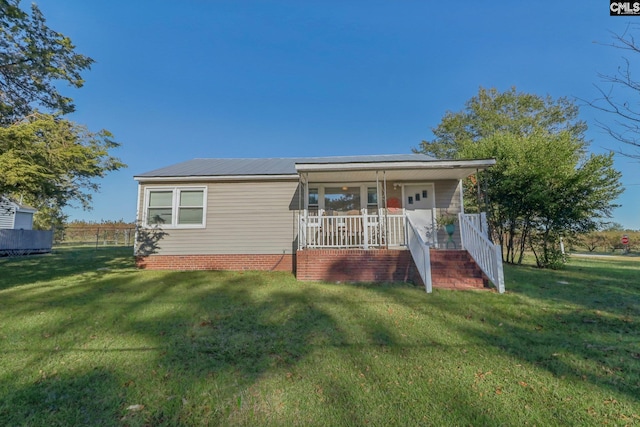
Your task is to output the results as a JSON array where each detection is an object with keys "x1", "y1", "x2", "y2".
[
  {"x1": 0, "y1": 113, "x2": 124, "y2": 229},
  {"x1": 417, "y1": 87, "x2": 623, "y2": 268},
  {"x1": 0, "y1": 0, "x2": 93, "y2": 122},
  {"x1": 0, "y1": 1, "x2": 123, "y2": 226}
]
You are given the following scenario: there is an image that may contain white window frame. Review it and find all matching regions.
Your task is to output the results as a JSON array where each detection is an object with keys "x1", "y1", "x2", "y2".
[{"x1": 143, "y1": 186, "x2": 207, "y2": 229}]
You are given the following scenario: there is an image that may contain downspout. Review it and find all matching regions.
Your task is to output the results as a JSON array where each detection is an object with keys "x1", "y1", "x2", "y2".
[{"x1": 133, "y1": 183, "x2": 142, "y2": 256}]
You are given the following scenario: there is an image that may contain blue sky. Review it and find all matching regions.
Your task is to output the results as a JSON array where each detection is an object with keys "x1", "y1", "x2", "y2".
[{"x1": 33, "y1": 0, "x2": 639, "y2": 229}]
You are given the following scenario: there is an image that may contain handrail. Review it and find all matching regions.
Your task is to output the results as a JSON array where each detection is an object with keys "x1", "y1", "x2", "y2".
[
  {"x1": 405, "y1": 216, "x2": 432, "y2": 293},
  {"x1": 458, "y1": 213, "x2": 505, "y2": 293}
]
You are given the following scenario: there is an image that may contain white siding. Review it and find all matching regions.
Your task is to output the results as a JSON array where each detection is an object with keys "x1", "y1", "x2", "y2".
[
  {"x1": 137, "y1": 180, "x2": 301, "y2": 255},
  {"x1": 434, "y1": 180, "x2": 461, "y2": 212},
  {"x1": 0, "y1": 199, "x2": 15, "y2": 229}
]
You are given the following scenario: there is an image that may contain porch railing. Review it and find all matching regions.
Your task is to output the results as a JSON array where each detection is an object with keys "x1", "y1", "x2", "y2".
[
  {"x1": 299, "y1": 213, "x2": 405, "y2": 249},
  {"x1": 458, "y1": 213, "x2": 505, "y2": 293},
  {"x1": 406, "y1": 216, "x2": 432, "y2": 293},
  {"x1": 0, "y1": 229, "x2": 53, "y2": 256}
]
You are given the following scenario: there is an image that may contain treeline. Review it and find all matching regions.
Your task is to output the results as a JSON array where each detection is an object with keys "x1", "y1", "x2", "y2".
[
  {"x1": 56, "y1": 220, "x2": 136, "y2": 246},
  {"x1": 570, "y1": 230, "x2": 639, "y2": 253}
]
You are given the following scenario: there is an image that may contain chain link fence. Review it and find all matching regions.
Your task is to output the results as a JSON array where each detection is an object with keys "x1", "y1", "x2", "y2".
[{"x1": 56, "y1": 225, "x2": 136, "y2": 247}]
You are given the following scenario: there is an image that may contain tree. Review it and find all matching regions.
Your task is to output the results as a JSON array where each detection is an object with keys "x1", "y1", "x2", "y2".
[
  {"x1": 587, "y1": 24, "x2": 640, "y2": 159},
  {"x1": 577, "y1": 231, "x2": 606, "y2": 252},
  {"x1": 0, "y1": 1, "x2": 123, "y2": 226},
  {"x1": 417, "y1": 87, "x2": 623, "y2": 268},
  {"x1": 0, "y1": 0, "x2": 93, "y2": 122},
  {"x1": 0, "y1": 113, "x2": 124, "y2": 228}
]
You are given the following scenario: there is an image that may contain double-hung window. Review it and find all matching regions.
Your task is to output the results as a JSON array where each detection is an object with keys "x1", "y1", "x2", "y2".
[{"x1": 145, "y1": 187, "x2": 206, "y2": 227}]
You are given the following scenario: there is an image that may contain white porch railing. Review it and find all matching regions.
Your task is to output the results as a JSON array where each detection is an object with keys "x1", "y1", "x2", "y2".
[
  {"x1": 458, "y1": 213, "x2": 505, "y2": 293},
  {"x1": 299, "y1": 213, "x2": 405, "y2": 249},
  {"x1": 406, "y1": 216, "x2": 432, "y2": 293}
]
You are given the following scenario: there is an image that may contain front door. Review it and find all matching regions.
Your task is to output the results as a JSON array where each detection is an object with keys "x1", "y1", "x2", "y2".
[{"x1": 404, "y1": 184, "x2": 436, "y2": 245}]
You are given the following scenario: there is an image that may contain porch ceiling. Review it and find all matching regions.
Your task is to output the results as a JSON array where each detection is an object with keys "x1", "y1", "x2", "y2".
[{"x1": 297, "y1": 160, "x2": 495, "y2": 183}]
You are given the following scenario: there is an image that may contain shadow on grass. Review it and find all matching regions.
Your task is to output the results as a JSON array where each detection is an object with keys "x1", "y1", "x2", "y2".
[
  {"x1": 0, "y1": 252, "x2": 347, "y2": 424},
  {"x1": 410, "y1": 260, "x2": 640, "y2": 404},
  {"x1": 3, "y1": 247, "x2": 637, "y2": 424},
  {"x1": 506, "y1": 259, "x2": 639, "y2": 315},
  {"x1": 0, "y1": 368, "x2": 122, "y2": 426},
  {"x1": 0, "y1": 246, "x2": 135, "y2": 290}
]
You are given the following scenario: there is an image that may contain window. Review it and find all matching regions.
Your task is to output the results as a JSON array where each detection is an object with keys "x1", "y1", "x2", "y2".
[
  {"x1": 324, "y1": 187, "x2": 360, "y2": 212},
  {"x1": 178, "y1": 190, "x2": 204, "y2": 225},
  {"x1": 367, "y1": 187, "x2": 378, "y2": 206},
  {"x1": 147, "y1": 191, "x2": 173, "y2": 225},
  {"x1": 367, "y1": 187, "x2": 379, "y2": 214},
  {"x1": 146, "y1": 187, "x2": 206, "y2": 227},
  {"x1": 308, "y1": 188, "x2": 319, "y2": 206}
]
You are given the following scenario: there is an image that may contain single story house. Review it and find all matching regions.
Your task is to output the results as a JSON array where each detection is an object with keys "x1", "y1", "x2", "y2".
[
  {"x1": 134, "y1": 154, "x2": 504, "y2": 293},
  {"x1": 0, "y1": 196, "x2": 36, "y2": 230}
]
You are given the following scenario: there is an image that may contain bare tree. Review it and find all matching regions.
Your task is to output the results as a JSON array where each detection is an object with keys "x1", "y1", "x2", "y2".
[{"x1": 587, "y1": 24, "x2": 640, "y2": 159}]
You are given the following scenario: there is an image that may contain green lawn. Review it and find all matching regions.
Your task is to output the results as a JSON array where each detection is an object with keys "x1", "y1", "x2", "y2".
[{"x1": 0, "y1": 247, "x2": 638, "y2": 426}]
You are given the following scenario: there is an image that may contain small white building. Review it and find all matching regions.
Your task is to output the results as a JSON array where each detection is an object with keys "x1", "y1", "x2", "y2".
[{"x1": 0, "y1": 196, "x2": 36, "y2": 230}]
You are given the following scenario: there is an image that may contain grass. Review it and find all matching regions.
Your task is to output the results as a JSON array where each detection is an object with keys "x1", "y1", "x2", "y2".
[{"x1": 0, "y1": 247, "x2": 638, "y2": 426}]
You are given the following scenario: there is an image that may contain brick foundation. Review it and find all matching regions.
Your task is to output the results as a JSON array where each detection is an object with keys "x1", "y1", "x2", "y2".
[
  {"x1": 136, "y1": 250, "x2": 488, "y2": 290},
  {"x1": 296, "y1": 249, "x2": 418, "y2": 283},
  {"x1": 136, "y1": 253, "x2": 293, "y2": 271}
]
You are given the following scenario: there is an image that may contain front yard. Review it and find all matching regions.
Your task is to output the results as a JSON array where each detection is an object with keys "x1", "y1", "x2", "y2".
[{"x1": 0, "y1": 247, "x2": 638, "y2": 425}]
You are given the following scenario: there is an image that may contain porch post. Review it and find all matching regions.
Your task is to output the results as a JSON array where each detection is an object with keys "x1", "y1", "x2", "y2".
[
  {"x1": 298, "y1": 175, "x2": 305, "y2": 249},
  {"x1": 363, "y1": 212, "x2": 369, "y2": 249},
  {"x1": 476, "y1": 168, "x2": 481, "y2": 215},
  {"x1": 383, "y1": 170, "x2": 388, "y2": 248}
]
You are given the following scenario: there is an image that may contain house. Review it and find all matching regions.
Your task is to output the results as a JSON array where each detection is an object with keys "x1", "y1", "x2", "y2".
[
  {"x1": 134, "y1": 154, "x2": 504, "y2": 293},
  {"x1": 0, "y1": 196, "x2": 36, "y2": 230},
  {"x1": 0, "y1": 196, "x2": 53, "y2": 256}
]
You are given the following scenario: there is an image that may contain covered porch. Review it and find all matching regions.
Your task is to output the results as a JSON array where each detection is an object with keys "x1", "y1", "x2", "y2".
[
  {"x1": 293, "y1": 156, "x2": 504, "y2": 293},
  {"x1": 296, "y1": 157, "x2": 495, "y2": 250}
]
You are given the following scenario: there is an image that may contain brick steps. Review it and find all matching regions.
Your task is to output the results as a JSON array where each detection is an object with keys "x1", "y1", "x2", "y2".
[
  {"x1": 429, "y1": 250, "x2": 488, "y2": 290},
  {"x1": 296, "y1": 249, "x2": 489, "y2": 290}
]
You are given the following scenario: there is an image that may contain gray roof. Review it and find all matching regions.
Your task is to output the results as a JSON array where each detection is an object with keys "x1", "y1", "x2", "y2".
[
  {"x1": 135, "y1": 154, "x2": 437, "y2": 178},
  {"x1": 0, "y1": 196, "x2": 36, "y2": 212}
]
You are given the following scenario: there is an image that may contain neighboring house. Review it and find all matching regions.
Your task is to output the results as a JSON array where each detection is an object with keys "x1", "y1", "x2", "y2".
[
  {"x1": 0, "y1": 197, "x2": 52, "y2": 255},
  {"x1": 0, "y1": 196, "x2": 36, "y2": 230},
  {"x1": 134, "y1": 154, "x2": 504, "y2": 292}
]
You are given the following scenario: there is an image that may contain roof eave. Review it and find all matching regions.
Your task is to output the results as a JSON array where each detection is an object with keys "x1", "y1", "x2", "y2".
[
  {"x1": 294, "y1": 158, "x2": 496, "y2": 173},
  {"x1": 134, "y1": 174, "x2": 300, "y2": 182}
]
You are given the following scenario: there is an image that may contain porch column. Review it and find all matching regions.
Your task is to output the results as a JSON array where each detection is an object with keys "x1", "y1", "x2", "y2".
[
  {"x1": 362, "y1": 210, "x2": 369, "y2": 249},
  {"x1": 299, "y1": 175, "x2": 308, "y2": 249}
]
